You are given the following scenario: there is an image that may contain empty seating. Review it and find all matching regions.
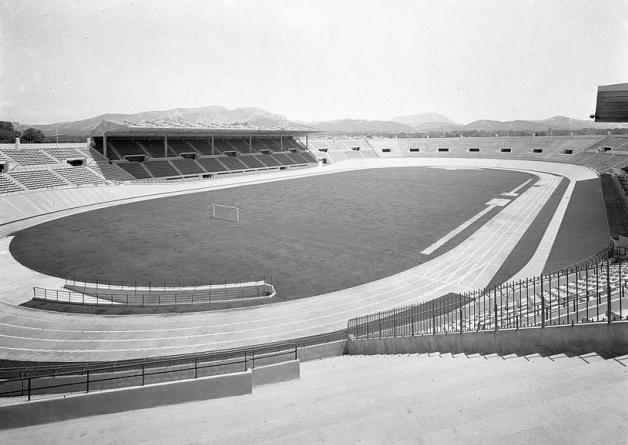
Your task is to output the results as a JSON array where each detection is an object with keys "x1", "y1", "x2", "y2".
[
  {"x1": 109, "y1": 140, "x2": 145, "y2": 158},
  {"x1": 238, "y1": 155, "x2": 266, "y2": 169},
  {"x1": 344, "y1": 151, "x2": 364, "y2": 159},
  {"x1": 138, "y1": 140, "x2": 171, "y2": 158},
  {"x1": 257, "y1": 154, "x2": 282, "y2": 167},
  {"x1": 285, "y1": 152, "x2": 310, "y2": 164},
  {"x1": 227, "y1": 139, "x2": 250, "y2": 152},
  {"x1": 218, "y1": 156, "x2": 248, "y2": 170},
  {"x1": 45, "y1": 148, "x2": 85, "y2": 162},
  {"x1": 90, "y1": 162, "x2": 136, "y2": 181},
  {"x1": 264, "y1": 139, "x2": 283, "y2": 152},
  {"x1": 0, "y1": 149, "x2": 57, "y2": 166},
  {"x1": 168, "y1": 140, "x2": 197, "y2": 155},
  {"x1": 298, "y1": 151, "x2": 317, "y2": 162},
  {"x1": 196, "y1": 157, "x2": 228, "y2": 173},
  {"x1": 212, "y1": 139, "x2": 233, "y2": 154},
  {"x1": 118, "y1": 162, "x2": 152, "y2": 179},
  {"x1": 55, "y1": 167, "x2": 107, "y2": 186},
  {"x1": 0, "y1": 174, "x2": 23, "y2": 193},
  {"x1": 187, "y1": 140, "x2": 214, "y2": 155},
  {"x1": 143, "y1": 160, "x2": 179, "y2": 177},
  {"x1": 170, "y1": 158, "x2": 205, "y2": 175},
  {"x1": 9, "y1": 170, "x2": 68, "y2": 190}
]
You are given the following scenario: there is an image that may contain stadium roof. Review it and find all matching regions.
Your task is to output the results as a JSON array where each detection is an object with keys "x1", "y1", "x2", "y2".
[
  {"x1": 593, "y1": 82, "x2": 628, "y2": 123},
  {"x1": 91, "y1": 119, "x2": 320, "y2": 137}
]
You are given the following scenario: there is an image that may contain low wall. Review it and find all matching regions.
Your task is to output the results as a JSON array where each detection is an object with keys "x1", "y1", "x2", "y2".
[
  {"x1": 346, "y1": 322, "x2": 628, "y2": 358},
  {"x1": 0, "y1": 370, "x2": 252, "y2": 430},
  {"x1": 298, "y1": 340, "x2": 347, "y2": 362},
  {"x1": 252, "y1": 360, "x2": 300, "y2": 386}
]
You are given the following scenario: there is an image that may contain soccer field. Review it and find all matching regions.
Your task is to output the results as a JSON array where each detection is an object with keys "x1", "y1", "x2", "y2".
[{"x1": 10, "y1": 167, "x2": 531, "y2": 301}]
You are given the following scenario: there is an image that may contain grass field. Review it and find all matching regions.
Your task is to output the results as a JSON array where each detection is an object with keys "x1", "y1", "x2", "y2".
[{"x1": 10, "y1": 167, "x2": 532, "y2": 301}]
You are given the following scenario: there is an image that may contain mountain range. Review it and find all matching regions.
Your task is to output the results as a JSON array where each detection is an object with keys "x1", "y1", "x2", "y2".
[{"x1": 11, "y1": 106, "x2": 628, "y2": 138}]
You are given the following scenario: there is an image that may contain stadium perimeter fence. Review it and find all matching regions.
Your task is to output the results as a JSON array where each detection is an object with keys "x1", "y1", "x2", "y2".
[{"x1": 348, "y1": 243, "x2": 627, "y2": 339}]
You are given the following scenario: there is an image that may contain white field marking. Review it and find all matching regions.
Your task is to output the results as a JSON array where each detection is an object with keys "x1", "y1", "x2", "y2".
[
  {"x1": 501, "y1": 179, "x2": 532, "y2": 197},
  {"x1": 485, "y1": 198, "x2": 511, "y2": 207},
  {"x1": 508, "y1": 179, "x2": 575, "y2": 281},
  {"x1": 421, "y1": 205, "x2": 496, "y2": 255}
]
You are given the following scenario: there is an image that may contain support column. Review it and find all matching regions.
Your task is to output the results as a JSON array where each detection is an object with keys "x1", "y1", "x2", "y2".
[
  {"x1": 280, "y1": 135, "x2": 283, "y2": 151},
  {"x1": 103, "y1": 133, "x2": 108, "y2": 159},
  {"x1": 164, "y1": 135, "x2": 168, "y2": 157},
  {"x1": 249, "y1": 136, "x2": 252, "y2": 153},
  {"x1": 305, "y1": 135, "x2": 309, "y2": 149},
  {"x1": 211, "y1": 136, "x2": 215, "y2": 156}
]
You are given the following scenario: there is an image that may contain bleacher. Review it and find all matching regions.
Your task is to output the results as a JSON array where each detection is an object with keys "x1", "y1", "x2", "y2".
[
  {"x1": 227, "y1": 139, "x2": 250, "y2": 153},
  {"x1": 238, "y1": 155, "x2": 267, "y2": 169},
  {"x1": 170, "y1": 158, "x2": 205, "y2": 175},
  {"x1": 55, "y1": 167, "x2": 107, "y2": 186},
  {"x1": 109, "y1": 140, "x2": 146, "y2": 158},
  {"x1": 142, "y1": 160, "x2": 180, "y2": 178},
  {"x1": 168, "y1": 140, "x2": 196, "y2": 156},
  {"x1": 196, "y1": 157, "x2": 228, "y2": 173},
  {"x1": 212, "y1": 139, "x2": 233, "y2": 154},
  {"x1": 0, "y1": 136, "x2": 317, "y2": 191},
  {"x1": 90, "y1": 162, "x2": 136, "y2": 182},
  {"x1": 257, "y1": 154, "x2": 282, "y2": 167},
  {"x1": 0, "y1": 149, "x2": 57, "y2": 166},
  {"x1": 44, "y1": 147, "x2": 85, "y2": 162},
  {"x1": 218, "y1": 156, "x2": 248, "y2": 171},
  {"x1": 118, "y1": 162, "x2": 152, "y2": 179},
  {"x1": 138, "y1": 140, "x2": 172, "y2": 158},
  {"x1": 0, "y1": 175, "x2": 24, "y2": 193},
  {"x1": 271, "y1": 153, "x2": 297, "y2": 165},
  {"x1": 9, "y1": 170, "x2": 68, "y2": 190}
]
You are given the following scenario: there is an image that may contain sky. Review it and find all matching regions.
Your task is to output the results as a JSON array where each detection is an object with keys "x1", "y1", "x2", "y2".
[{"x1": 1, "y1": 0, "x2": 627, "y2": 125}]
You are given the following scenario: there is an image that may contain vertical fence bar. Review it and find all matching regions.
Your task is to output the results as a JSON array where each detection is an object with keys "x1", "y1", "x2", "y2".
[
  {"x1": 607, "y1": 260, "x2": 612, "y2": 324},
  {"x1": 86, "y1": 371, "x2": 90, "y2": 393}
]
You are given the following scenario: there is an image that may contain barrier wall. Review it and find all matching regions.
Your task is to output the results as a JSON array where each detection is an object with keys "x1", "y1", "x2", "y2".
[
  {"x1": 345, "y1": 321, "x2": 628, "y2": 358},
  {"x1": 0, "y1": 370, "x2": 252, "y2": 430}
]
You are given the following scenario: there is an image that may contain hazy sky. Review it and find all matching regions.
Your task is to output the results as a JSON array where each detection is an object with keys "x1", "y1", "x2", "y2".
[{"x1": 1, "y1": 0, "x2": 627, "y2": 124}]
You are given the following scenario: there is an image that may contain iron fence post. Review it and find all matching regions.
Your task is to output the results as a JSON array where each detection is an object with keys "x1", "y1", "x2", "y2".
[
  {"x1": 541, "y1": 275, "x2": 545, "y2": 328},
  {"x1": 27, "y1": 378, "x2": 31, "y2": 401},
  {"x1": 459, "y1": 293, "x2": 463, "y2": 334},
  {"x1": 607, "y1": 260, "x2": 612, "y2": 324}
]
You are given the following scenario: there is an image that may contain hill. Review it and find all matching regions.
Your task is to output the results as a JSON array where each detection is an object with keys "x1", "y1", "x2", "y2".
[
  {"x1": 15, "y1": 106, "x2": 303, "y2": 137},
  {"x1": 390, "y1": 112, "x2": 457, "y2": 127},
  {"x1": 305, "y1": 119, "x2": 415, "y2": 134}
]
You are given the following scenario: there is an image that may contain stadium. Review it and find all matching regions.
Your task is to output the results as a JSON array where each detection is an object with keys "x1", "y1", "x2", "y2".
[{"x1": 2, "y1": 1, "x2": 628, "y2": 443}]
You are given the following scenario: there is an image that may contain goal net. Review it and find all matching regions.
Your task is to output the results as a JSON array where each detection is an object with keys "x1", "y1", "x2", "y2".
[{"x1": 207, "y1": 203, "x2": 240, "y2": 222}]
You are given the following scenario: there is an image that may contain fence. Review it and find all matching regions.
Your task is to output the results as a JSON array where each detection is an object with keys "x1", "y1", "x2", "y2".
[
  {"x1": 0, "y1": 330, "x2": 346, "y2": 401},
  {"x1": 40, "y1": 276, "x2": 277, "y2": 306},
  {"x1": 348, "y1": 243, "x2": 626, "y2": 339}
]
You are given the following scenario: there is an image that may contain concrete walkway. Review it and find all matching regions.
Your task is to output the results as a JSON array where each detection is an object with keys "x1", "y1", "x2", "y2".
[
  {"x1": 1, "y1": 353, "x2": 625, "y2": 444},
  {"x1": 0, "y1": 158, "x2": 597, "y2": 362}
]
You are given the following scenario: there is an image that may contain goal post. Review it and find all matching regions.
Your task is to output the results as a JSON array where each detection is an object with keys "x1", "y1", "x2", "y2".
[{"x1": 207, "y1": 203, "x2": 240, "y2": 222}]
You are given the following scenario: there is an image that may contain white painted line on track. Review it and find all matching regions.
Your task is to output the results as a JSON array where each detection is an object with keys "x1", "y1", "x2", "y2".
[{"x1": 421, "y1": 205, "x2": 496, "y2": 255}]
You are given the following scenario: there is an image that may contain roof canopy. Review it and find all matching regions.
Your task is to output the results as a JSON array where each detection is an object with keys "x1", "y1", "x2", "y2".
[
  {"x1": 593, "y1": 82, "x2": 628, "y2": 123},
  {"x1": 91, "y1": 119, "x2": 320, "y2": 138}
]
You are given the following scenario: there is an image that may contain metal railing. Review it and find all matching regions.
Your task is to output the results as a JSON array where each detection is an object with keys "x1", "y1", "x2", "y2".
[
  {"x1": 0, "y1": 330, "x2": 346, "y2": 401},
  {"x1": 35, "y1": 280, "x2": 275, "y2": 307},
  {"x1": 348, "y1": 244, "x2": 626, "y2": 340}
]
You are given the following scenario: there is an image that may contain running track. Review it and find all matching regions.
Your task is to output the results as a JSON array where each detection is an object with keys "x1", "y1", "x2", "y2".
[{"x1": 0, "y1": 158, "x2": 598, "y2": 362}]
